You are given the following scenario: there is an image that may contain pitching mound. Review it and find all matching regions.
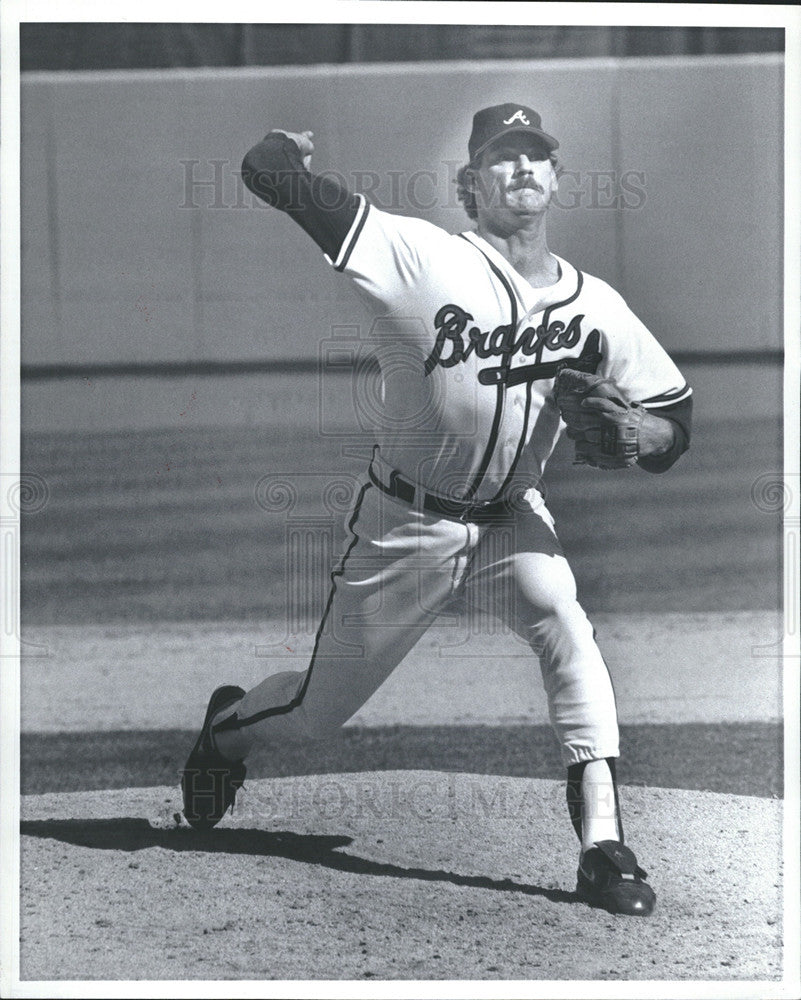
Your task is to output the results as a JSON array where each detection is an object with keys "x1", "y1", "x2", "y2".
[{"x1": 20, "y1": 772, "x2": 781, "y2": 982}]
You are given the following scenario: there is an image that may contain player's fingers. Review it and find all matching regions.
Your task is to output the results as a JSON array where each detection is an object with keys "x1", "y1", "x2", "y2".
[
  {"x1": 559, "y1": 404, "x2": 586, "y2": 423},
  {"x1": 580, "y1": 397, "x2": 626, "y2": 414},
  {"x1": 269, "y1": 129, "x2": 314, "y2": 155},
  {"x1": 298, "y1": 131, "x2": 315, "y2": 168},
  {"x1": 563, "y1": 414, "x2": 600, "y2": 432}
]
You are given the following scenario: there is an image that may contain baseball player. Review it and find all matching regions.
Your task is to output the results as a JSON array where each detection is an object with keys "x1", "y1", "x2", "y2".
[{"x1": 182, "y1": 103, "x2": 692, "y2": 917}]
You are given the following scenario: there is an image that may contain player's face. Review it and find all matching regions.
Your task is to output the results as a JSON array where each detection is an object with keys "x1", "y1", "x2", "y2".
[{"x1": 472, "y1": 135, "x2": 558, "y2": 226}]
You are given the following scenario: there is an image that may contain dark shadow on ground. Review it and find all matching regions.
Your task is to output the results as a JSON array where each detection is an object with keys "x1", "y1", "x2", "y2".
[{"x1": 20, "y1": 818, "x2": 578, "y2": 906}]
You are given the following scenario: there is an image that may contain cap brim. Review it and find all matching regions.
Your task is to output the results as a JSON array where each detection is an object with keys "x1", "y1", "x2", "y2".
[{"x1": 471, "y1": 126, "x2": 559, "y2": 164}]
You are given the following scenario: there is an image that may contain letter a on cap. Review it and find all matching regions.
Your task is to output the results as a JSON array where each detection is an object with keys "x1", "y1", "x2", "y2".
[{"x1": 503, "y1": 110, "x2": 531, "y2": 126}]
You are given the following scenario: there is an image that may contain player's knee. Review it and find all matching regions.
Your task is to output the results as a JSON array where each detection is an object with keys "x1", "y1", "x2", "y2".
[
  {"x1": 293, "y1": 706, "x2": 347, "y2": 742},
  {"x1": 517, "y1": 593, "x2": 589, "y2": 641}
]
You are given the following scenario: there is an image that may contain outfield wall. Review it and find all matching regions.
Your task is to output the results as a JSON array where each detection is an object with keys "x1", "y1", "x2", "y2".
[{"x1": 21, "y1": 55, "x2": 783, "y2": 367}]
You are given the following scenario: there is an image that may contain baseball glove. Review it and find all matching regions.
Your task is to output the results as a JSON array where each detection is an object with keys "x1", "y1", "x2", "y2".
[{"x1": 553, "y1": 368, "x2": 644, "y2": 470}]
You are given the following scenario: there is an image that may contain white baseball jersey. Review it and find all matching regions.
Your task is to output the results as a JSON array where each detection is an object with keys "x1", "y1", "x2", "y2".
[
  {"x1": 329, "y1": 195, "x2": 691, "y2": 503},
  {"x1": 211, "y1": 130, "x2": 693, "y2": 781}
]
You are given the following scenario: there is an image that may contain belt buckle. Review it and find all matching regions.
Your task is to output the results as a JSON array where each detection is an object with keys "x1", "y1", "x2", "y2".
[
  {"x1": 474, "y1": 496, "x2": 509, "y2": 522},
  {"x1": 460, "y1": 497, "x2": 490, "y2": 523}
]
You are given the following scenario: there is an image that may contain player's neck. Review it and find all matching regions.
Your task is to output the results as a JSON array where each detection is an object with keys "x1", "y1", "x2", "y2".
[{"x1": 475, "y1": 217, "x2": 559, "y2": 288}]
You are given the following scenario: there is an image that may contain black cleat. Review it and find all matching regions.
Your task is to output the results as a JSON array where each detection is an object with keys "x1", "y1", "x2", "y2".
[
  {"x1": 181, "y1": 685, "x2": 246, "y2": 831},
  {"x1": 576, "y1": 840, "x2": 656, "y2": 916}
]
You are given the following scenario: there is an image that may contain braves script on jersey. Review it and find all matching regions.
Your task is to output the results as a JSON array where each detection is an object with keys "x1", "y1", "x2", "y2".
[{"x1": 330, "y1": 197, "x2": 690, "y2": 502}]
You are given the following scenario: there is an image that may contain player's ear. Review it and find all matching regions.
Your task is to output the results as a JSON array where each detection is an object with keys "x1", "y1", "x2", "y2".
[
  {"x1": 546, "y1": 156, "x2": 560, "y2": 193},
  {"x1": 457, "y1": 162, "x2": 479, "y2": 193}
]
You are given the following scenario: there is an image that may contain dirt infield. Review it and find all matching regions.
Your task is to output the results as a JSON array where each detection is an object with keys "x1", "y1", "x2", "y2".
[{"x1": 19, "y1": 773, "x2": 782, "y2": 982}]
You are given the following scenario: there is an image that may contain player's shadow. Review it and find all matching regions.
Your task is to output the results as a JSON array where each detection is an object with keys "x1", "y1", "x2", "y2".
[{"x1": 21, "y1": 818, "x2": 576, "y2": 905}]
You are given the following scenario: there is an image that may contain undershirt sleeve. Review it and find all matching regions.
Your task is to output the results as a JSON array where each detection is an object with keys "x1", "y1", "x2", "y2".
[{"x1": 240, "y1": 132, "x2": 361, "y2": 260}]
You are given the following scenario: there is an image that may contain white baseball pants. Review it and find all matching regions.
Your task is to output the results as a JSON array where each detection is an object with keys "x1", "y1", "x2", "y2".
[{"x1": 213, "y1": 475, "x2": 620, "y2": 767}]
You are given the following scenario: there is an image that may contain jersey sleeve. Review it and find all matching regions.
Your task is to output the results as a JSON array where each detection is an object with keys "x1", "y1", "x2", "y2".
[
  {"x1": 241, "y1": 133, "x2": 451, "y2": 312},
  {"x1": 594, "y1": 283, "x2": 692, "y2": 410},
  {"x1": 589, "y1": 279, "x2": 693, "y2": 472},
  {"x1": 330, "y1": 203, "x2": 454, "y2": 311}
]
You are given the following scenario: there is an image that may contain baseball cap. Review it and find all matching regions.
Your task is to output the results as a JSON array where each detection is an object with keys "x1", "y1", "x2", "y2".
[{"x1": 468, "y1": 103, "x2": 559, "y2": 164}]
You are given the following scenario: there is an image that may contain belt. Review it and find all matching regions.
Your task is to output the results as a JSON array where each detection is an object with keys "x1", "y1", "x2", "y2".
[{"x1": 368, "y1": 462, "x2": 513, "y2": 523}]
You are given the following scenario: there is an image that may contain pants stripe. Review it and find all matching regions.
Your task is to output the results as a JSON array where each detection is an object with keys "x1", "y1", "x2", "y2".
[
  {"x1": 593, "y1": 626, "x2": 621, "y2": 741},
  {"x1": 214, "y1": 481, "x2": 373, "y2": 734}
]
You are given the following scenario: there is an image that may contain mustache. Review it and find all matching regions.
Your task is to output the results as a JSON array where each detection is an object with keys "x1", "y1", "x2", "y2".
[{"x1": 509, "y1": 178, "x2": 543, "y2": 192}]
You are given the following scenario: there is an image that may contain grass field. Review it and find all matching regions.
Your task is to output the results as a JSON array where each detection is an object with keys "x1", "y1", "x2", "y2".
[{"x1": 20, "y1": 412, "x2": 781, "y2": 625}]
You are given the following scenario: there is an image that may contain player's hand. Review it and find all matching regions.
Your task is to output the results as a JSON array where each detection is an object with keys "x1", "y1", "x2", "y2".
[
  {"x1": 269, "y1": 129, "x2": 314, "y2": 170},
  {"x1": 554, "y1": 369, "x2": 642, "y2": 470},
  {"x1": 577, "y1": 397, "x2": 673, "y2": 458},
  {"x1": 632, "y1": 408, "x2": 675, "y2": 457}
]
